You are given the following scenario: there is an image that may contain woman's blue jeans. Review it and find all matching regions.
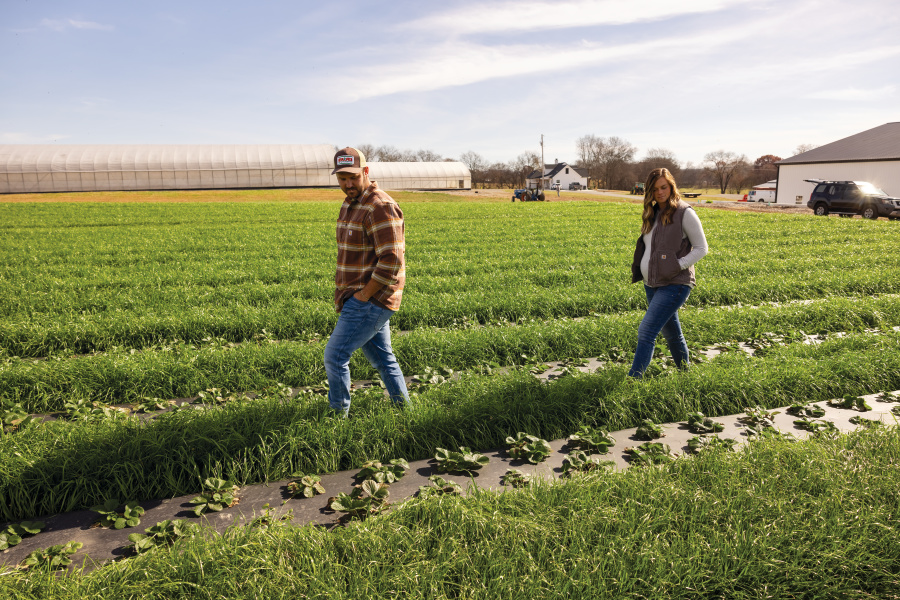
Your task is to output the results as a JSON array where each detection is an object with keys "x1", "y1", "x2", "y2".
[
  {"x1": 324, "y1": 297, "x2": 409, "y2": 416},
  {"x1": 628, "y1": 284, "x2": 692, "y2": 378}
]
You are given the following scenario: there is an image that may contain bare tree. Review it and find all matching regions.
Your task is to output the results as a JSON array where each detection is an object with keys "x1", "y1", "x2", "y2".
[
  {"x1": 703, "y1": 150, "x2": 749, "y2": 193},
  {"x1": 512, "y1": 151, "x2": 541, "y2": 188},
  {"x1": 598, "y1": 136, "x2": 637, "y2": 190},
  {"x1": 459, "y1": 151, "x2": 487, "y2": 188},
  {"x1": 355, "y1": 143, "x2": 377, "y2": 161},
  {"x1": 576, "y1": 134, "x2": 605, "y2": 188},
  {"x1": 637, "y1": 148, "x2": 680, "y2": 180},
  {"x1": 794, "y1": 143, "x2": 818, "y2": 155},
  {"x1": 415, "y1": 149, "x2": 443, "y2": 162}
]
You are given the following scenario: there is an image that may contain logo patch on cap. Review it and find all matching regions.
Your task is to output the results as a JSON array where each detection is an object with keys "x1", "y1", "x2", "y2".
[{"x1": 337, "y1": 156, "x2": 354, "y2": 166}]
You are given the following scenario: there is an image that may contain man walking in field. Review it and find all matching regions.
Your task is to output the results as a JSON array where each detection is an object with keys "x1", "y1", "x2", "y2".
[{"x1": 324, "y1": 147, "x2": 409, "y2": 417}]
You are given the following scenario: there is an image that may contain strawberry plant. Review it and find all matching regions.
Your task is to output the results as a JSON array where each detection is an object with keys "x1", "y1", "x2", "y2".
[
  {"x1": 741, "y1": 406, "x2": 780, "y2": 429},
  {"x1": 627, "y1": 442, "x2": 674, "y2": 466},
  {"x1": 893, "y1": 405, "x2": 900, "y2": 416},
  {"x1": 358, "y1": 458, "x2": 409, "y2": 484},
  {"x1": 20, "y1": 541, "x2": 82, "y2": 571},
  {"x1": 286, "y1": 474, "x2": 326, "y2": 499},
  {"x1": 635, "y1": 419, "x2": 665, "y2": 440},
  {"x1": 64, "y1": 399, "x2": 128, "y2": 422},
  {"x1": 567, "y1": 425, "x2": 615, "y2": 454},
  {"x1": 502, "y1": 469, "x2": 534, "y2": 488},
  {"x1": 786, "y1": 403, "x2": 826, "y2": 418},
  {"x1": 1, "y1": 403, "x2": 36, "y2": 434},
  {"x1": 0, "y1": 520, "x2": 45, "y2": 550},
  {"x1": 249, "y1": 504, "x2": 294, "y2": 530},
  {"x1": 329, "y1": 480, "x2": 390, "y2": 521},
  {"x1": 417, "y1": 475, "x2": 463, "y2": 498},
  {"x1": 876, "y1": 391, "x2": 898, "y2": 402},
  {"x1": 849, "y1": 415, "x2": 883, "y2": 429},
  {"x1": 687, "y1": 435, "x2": 738, "y2": 454},
  {"x1": 793, "y1": 418, "x2": 839, "y2": 437},
  {"x1": 133, "y1": 397, "x2": 176, "y2": 413},
  {"x1": 411, "y1": 366, "x2": 453, "y2": 386},
  {"x1": 127, "y1": 519, "x2": 197, "y2": 555},
  {"x1": 194, "y1": 388, "x2": 249, "y2": 406},
  {"x1": 746, "y1": 427, "x2": 798, "y2": 442},
  {"x1": 190, "y1": 478, "x2": 239, "y2": 516},
  {"x1": 686, "y1": 412, "x2": 725, "y2": 434},
  {"x1": 828, "y1": 395, "x2": 872, "y2": 411},
  {"x1": 561, "y1": 450, "x2": 614, "y2": 476},
  {"x1": 505, "y1": 432, "x2": 552, "y2": 464},
  {"x1": 90, "y1": 498, "x2": 145, "y2": 529},
  {"x1": 434, "y1": 447, "x2": 490, "y2": 474}
]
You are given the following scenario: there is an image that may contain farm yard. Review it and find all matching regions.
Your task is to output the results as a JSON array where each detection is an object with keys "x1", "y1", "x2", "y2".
[{"x1": 2, "y1": 192, "x2": 900, "y2": 598}]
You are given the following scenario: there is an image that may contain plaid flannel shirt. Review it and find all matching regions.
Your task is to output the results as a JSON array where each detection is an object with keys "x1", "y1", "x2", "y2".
[{"x1": 334, "y1": 182, "x2": 406, "y2": 312}]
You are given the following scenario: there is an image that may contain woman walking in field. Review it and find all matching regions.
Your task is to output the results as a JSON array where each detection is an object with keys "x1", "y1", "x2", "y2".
[{"x1": 628, "y1": 168, "x2": 708, "y2": 378}]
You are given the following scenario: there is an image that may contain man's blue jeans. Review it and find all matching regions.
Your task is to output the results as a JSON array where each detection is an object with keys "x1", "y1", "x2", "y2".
[
  {"x1": 628, "y1": 284, "x2": 692, "y2": 378},
  {"x1": 324, "y1": 297, "x2": 409, "y2": 416}
]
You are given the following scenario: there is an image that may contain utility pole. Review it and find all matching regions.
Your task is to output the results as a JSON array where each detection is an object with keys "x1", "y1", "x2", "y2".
[{"x1": 540, "y1": 134, "x2": 545, "y2": 190}]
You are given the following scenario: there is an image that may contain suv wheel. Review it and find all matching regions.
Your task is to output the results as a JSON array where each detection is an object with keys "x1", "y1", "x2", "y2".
[
  {"x1": 814, "y1": 203, "x2": 828, "y2": 216},
  {"x1": 861, "y1": 205, "x2": 878, "y2": 220}
]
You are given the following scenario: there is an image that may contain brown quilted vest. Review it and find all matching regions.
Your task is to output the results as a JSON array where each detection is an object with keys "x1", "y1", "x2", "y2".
[{"x1": 630, "y1": 201, "x2": 696, "y2": 287}]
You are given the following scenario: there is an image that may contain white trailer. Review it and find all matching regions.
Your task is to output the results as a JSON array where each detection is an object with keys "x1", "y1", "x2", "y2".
[{"x1": 747, "y1": 180, "x2": 776, "y2": 202}]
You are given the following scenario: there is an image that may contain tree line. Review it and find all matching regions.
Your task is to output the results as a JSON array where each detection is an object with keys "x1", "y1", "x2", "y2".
[{"x1": 356, "y1": 140, "x2": 817, "y2": 193}]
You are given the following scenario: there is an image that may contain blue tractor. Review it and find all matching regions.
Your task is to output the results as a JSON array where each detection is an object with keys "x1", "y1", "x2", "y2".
[{"x1": 511, "y1": 187, "x2": 546, "y2": 202}]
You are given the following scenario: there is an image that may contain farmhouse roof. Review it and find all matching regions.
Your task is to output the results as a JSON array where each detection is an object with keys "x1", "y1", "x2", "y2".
[
  {"x1": 526, "y1": 161, "x2": 587, "y2": 180},
  {"x1": 778, "y1": 122, "x2": 900, "y2": 165}
]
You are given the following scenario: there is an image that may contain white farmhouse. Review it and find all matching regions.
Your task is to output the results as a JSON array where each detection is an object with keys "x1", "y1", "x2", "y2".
[
  {"x1": 526, "y1": 161, "x2": 589, "y2": 190},
  {"x1": 776, "y1": 122, "x2": 900, "y2": 205}
]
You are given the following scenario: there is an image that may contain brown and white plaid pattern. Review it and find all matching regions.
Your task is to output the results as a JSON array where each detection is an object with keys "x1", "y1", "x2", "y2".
[{"x1": 334, "y1": 182, "x2": 405, "y2": 311}]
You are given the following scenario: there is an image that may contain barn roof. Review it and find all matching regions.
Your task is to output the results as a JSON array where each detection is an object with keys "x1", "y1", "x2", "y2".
[{"x1": 778, "y1": 122, "x2": 900, "y2": 165}]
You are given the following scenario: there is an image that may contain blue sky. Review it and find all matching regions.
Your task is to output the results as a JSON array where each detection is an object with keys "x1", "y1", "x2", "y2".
[{"x1": 1, "y1": 0, "x2": 897, "y2": 166}]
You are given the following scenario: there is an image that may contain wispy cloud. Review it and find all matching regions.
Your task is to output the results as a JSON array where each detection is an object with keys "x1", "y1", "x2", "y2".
[
  {"x1": 398, "y1": 0, "x2": 754, "y2": 35},
  {"x1": 0, "y1": 132, "x2": 69, "y2": 143},
  {"x1": 806, "y1": 85, "x2": 897, "y2": 101},
  {"x1": 40, "y1": 18, "x2": 114, "y2": 32}
]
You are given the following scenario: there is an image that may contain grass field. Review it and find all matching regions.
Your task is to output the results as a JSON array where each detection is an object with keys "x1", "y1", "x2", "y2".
[{"x1": 1, "y1": 190, "x2": 899, "y2": 595}]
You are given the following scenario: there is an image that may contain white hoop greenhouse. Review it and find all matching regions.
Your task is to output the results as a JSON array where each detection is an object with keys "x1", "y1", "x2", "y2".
[
  {"x1": 0, "y1": 144, "x2": 337, "y2": 193},
  {"x1": 367, "y1": 162, "x2": 471, "y2": 190}
]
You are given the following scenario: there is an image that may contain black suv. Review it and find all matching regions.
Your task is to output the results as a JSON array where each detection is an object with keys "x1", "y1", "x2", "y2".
[{"x1": 806, "y1": 179, "x2": 900, "y2": 220}]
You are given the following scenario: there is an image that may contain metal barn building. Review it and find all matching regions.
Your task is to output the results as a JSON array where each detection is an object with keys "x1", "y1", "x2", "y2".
[
  {"x1": 776, "y1": 123, "x2": 900, "y2": 205},
  {"x1": 368, "y1": 161, "x2": 470, "y2": 190},
  {"x1": 0, "y1": 144, "x2": 472, "y2": 193}
]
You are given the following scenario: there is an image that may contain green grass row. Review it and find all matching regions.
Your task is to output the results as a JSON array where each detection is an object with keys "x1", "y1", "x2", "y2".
[
  {"x1": 3, "y1": 294, "x2": 899, "y2": 412},
  {"x1": 4, "y1": 426, "x2": 900, "y2": 599},
  {"x1": 1, "y1": 331, "x2": 898, "y2": 522},
  {"x1": 2, "y1": 202, "x2": 899, "y2": 356}
]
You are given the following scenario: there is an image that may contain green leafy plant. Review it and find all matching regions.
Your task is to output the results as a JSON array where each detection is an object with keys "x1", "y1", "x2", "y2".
[
  {"x1": 828, "y1": 395, "x2": 872, "y2": 411},
  {"x1": 329, "y1": 480, "x2": 390, "y2": 521},
  {"x1": 505, "y1": 432, "x2": 552, "y2": 464},
  {"x1": 193, "y1": 388, "x2": 249, "y2": 406},
  {"x1": 561, "y1": 450, "x2": 615, "y2": 476},
  {"x1": 285, "y1": 474, "x2": 325, "y2": 499},
  {"x1": 1, "y1": 403, "x2": 36, "y2": 434},
  {"x1": 358, "y1": 458, "x2": 409, "y2": 484},
  {"x1": 686, "y1": 412, "x2": 725, "y2": 434},
  {"x1": 741, "y1": 406, "x2": 780, "y2": 429},
  {"x1": 567, "y1": 425, "x2": 615, "y2": 454},
  {"x1": 417, "y1": 475, "x2": 463, "y2": 498},
  {"x1": 190, "y1": 478, "x2": 239, "y2": 516},
  {"x1": 434, "y1": 447, "x2": 490, "y2": 474},
  {"x1": 893, "y1": 405, "x2": 900, "y2": 416},
  {"x1": 793, "y1": 418, "x2": 839, "y2": 436},
  {"x1": 746, "y1": 427, "x2": 798, "y2": 442},
  {"x1": 786, "y1": 403, "x2": 826, "y2": 418},
  {"x1": 876, "y1": 391, "x2": 898, "y2": 402},
  {"x1": 90, "y1": 499, "x2": 145, "y2": 529},
  {"x1": 411, "y1": 366, "x2": 454, "y2": 386},
  {"x1": 127, "y1": 519, "x2": 197, "y2": 555},
  {"x1": 502, "y1": 469, "x2": 534, "y2": 488},
  {"x1": 627, "y1": 442, "x2": 674, "y2": 466},
  {"x1": 849, "y1": 415, "x2": 883, "y2": 429},
  {"x1": 20, "y1": 541, "x2": 82, "y2": 571},
  {"x1": 687, "y1": 435, "x2": 738, "y2": 454},
  {"x1": 248, "y1": 504, "x2": 294, "y2": 530},
  {"x1": 635, "y1": 419, "x2": 665, "y2": 440},
  {"x1": 133, "y1": 397, "x2": 176, "y2": 413},
  {"x1": 64, "y1": 399, "x2": 128, "y2": 422},
  {"x1": 0, "y1": 520, "x2": 46, "y2": 550}
]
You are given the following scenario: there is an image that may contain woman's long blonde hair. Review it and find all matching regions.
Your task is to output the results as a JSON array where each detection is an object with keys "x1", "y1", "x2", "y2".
[{"x1": 641, "y1": 168, "x2": 682, "y2": 234}]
